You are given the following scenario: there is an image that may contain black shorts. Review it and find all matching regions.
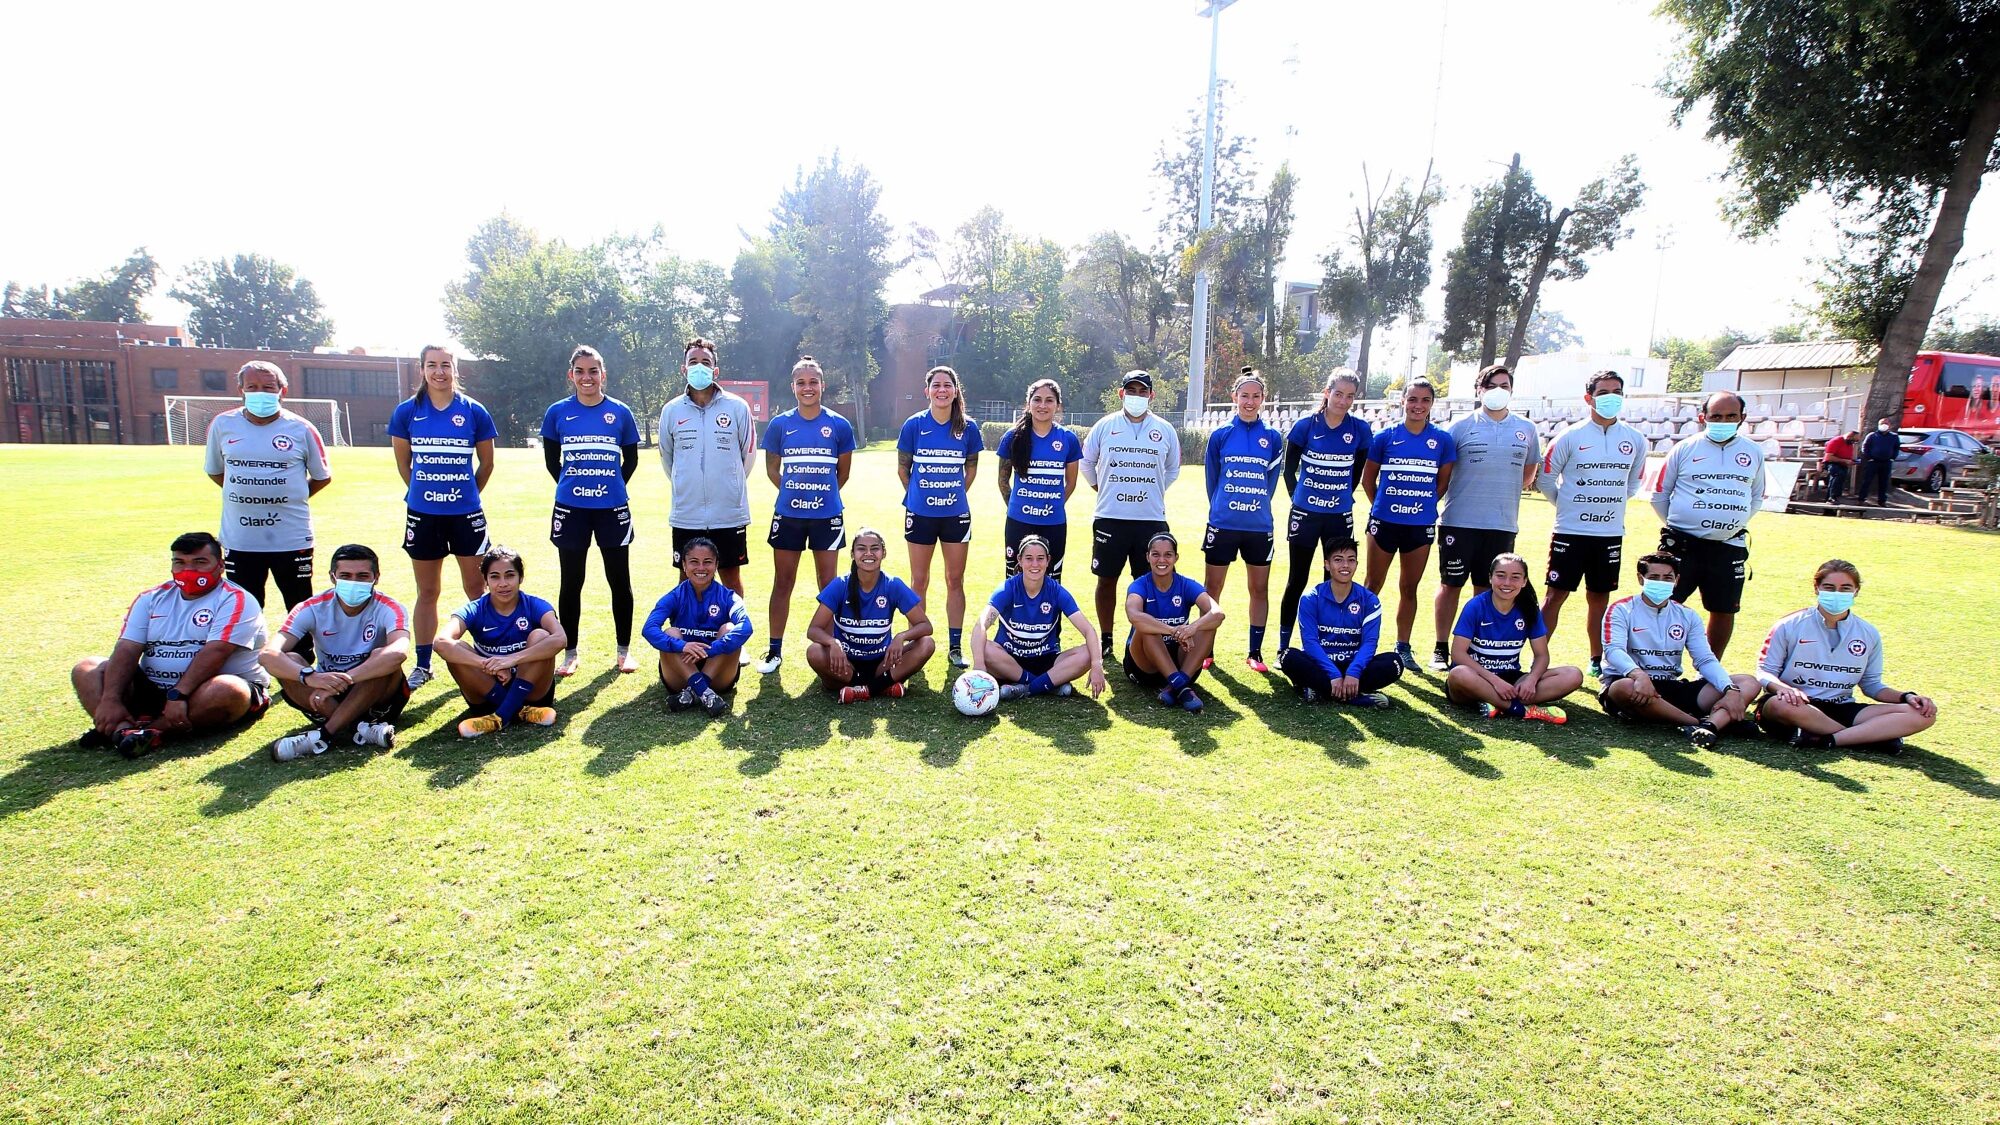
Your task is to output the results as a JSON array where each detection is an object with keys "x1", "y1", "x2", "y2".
[
  {"x1": 1122, "y1": 639, "x2": 1183, "y2": 689},
  {"x1": 842, "y1": 655, "x2": 884, "y2": 687},
  {"x1": 403, "y1": 509, "x2": 490, "y2": 561},
  {"x1": 1600, "y1": 675, "x2": 1709, "y2": 721},
  {"x1": 1453, "y1": 666, "x2": 1524, "y2": 708},
  {"x1": 1659, "y1": 528, "x2": 1749, "y2": 615},
  {"x1": 472, "y1": 681, "x2": 558, "y2": 713},
  {"x1": 223, "y1": 548, "x2": 314, "y2": 601},
  {"x1": 125, "y1": 676, "x2": 271, "y2": 724},
  {"x1": 1091, "y1": 518, "x2": 1172, "y2": 579},
  {"x1": 904, "y1": 511, "x2": 973, "y2": 545},
  {"x1": 1367, "y1": 518, "x2": 1436, "y2": 555},
  {"x1": 1005, "y1": 649, "x2": 1060, "y2": 678},
  {"x1": 551, "y1": 504, "x2": 635, "y2": 551},
  {"x1": 672, "y1": 525, "x2": 750, "y2": 569},
  {"x1": 1004, "y1": 519, "x2": 1069, "y2": 579},
  {"x1": 769, "y1": 514, "x2": 847, "y2": 552},
  {"x1": 1546, "y1": 533, "x2": 1624, "y2": 593},
  {"x1": 1203, "y1": 525, "x2": 1276, "y2": 567},
  {"x1": 1287, "y1": 509, "x2": 1355, "y2": 552},
  {"x1": 281, "y1": 674, "x2": 412, "y2": 724},
  {"x1": 1438, "y1": 527, "x2": 1517, "y2": 588},
  {"x1": 1758, "y1": 695, "x2": 1868, "y2": 730}
]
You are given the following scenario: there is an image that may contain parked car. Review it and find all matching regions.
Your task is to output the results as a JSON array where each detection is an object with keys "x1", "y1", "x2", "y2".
[{"x1": 1892, "y1": 427, "x2": 1985, "y2": 492}]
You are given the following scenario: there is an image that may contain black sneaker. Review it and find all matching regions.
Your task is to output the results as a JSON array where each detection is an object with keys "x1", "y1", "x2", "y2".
[
  {"x1": 1856, "y1": 737, "x2": 1905, "y2": 755},
  {"x1": 1681, "y1": 722, "x2": 1719, "y2": 750},
  {"x1": 78, "y1": 728, "x2": 112, "y2": 750},
  {"x1": 667, "y1": 687, "x2": 693, "y2": 713},
  {"x1": 116, "y1": 727, "x2": 161, "y2": 760},
  {"x1": 1101, "y1": 637, "x2": 1115, "y2": 663},
  {"x1": 1788, "y1": 727, "x2": 1834, "y2": 750}
]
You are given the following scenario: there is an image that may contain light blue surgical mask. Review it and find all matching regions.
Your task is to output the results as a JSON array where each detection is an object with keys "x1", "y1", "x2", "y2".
[
  {"x1": 1816, "y1": 590, "x2": 1855, "y2": 616},
  {"x1": 1642, "y1": 578, "x2": 1676, "y2": 604},
  {"x1": 1592, "y1": 393, "x2": 1624, "y2": 419},
  {"x1": 243, "y1": 391, "x2": 281, "y2": 418},
  {"x1": 334, "y1": 579, "x2": 374, "y2": 607},
  {"x1": 1705, "y1": 421, "x2": 1739, "y2": 442},
  {"x1": 685, "y1": 364, "x2": 715, "y2": 391},
  {"x1": 1121, "y1": 394, "x2": 1150, "y2": 417}
]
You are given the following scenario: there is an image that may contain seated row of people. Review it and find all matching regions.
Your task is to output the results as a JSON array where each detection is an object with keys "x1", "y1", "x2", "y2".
[{"x1": 72, "y1": 531, "x2": 1938, "y2": 761}]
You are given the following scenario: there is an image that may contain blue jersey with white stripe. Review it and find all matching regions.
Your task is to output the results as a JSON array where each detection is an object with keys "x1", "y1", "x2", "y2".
[
  {"x1": 1366, "y1": 423, "x2": 1457, "y2": 527},
  {"x1": 1126, "y1": 572, "x2": 1206, "y2": 629},
  {"x1": 996, "y1": 425, "x2": 1082, "y2": 525},
  {"x1": 389, "y1": 393, "x2": 498, "y2": 515},
  {"x1": 1296, "y1": 581, "x2": 1385, "y2": 673},
  {"x1": 987, "y1": 574, "x2": 1081, "y2": 659},
  {"x1": 541, "y1": 395, "x2": 640, "y2": 508},
  {"x1": 765, "y1": 408, "x2": 856, "y2": 517},
  {"x1": 898, "y1": 412, "x2": 984, "y2": 517},
  {"x1": 1286, "y1": 413, "x2": 1373, "y2": 514},
  {"x1": 642, "y1": 580, "x2": 753, "y2": 656},
  {"x1": 1204, "y1": 417, "x2": 1284, "y2": 532},
  {"x1": 817, "y1": 574, "x2": 921, "y2": 660},
  {"x1": 1452, "y1": 591, "x2": 1546, "y2": 672},
  {"x1": 454, "y1": 593, "x2": 555, "y2": 658}
]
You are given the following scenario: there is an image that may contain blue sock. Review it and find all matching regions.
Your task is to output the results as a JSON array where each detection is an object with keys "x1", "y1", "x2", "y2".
[
  {"x1": 1276, "y1": 629, "x2": 1291, "y2": 652},
  {"x1": 483, "y1": 680, "x2": 508, "y2": 706},
  {"x1": 1508, "y1": 699, "x2": 1527, "y2": 718},
  {"x1": 1027, "y1": 672, "x2": 1054, "y2": 695},
  {"x1": 1166, "y1": 671, "x2": 1191, "y2": 693},
  {"x1": 1248, "y1": 626, "x2": 1266, "y2": 657},
  {"x1": 949, "y1": 628, "x2": 964, "y2": 651},
  {"x1": 688, "y1": 672, "x2": 712, "y2": 696},
  {"x1": 767, "y1": 637, "x2": 783, "y2": 656},
  {"x1": 416, "y1": 644, "x2": 434, "y2": 669},
  {"x1": 495, "y1": 676, "x2": 536, "y2": 723}
]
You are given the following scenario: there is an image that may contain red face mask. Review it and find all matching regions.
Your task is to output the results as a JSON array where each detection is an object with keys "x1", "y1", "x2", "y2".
[{"x1": 172, "y1": 568, "x2": 217, "y2": 597}]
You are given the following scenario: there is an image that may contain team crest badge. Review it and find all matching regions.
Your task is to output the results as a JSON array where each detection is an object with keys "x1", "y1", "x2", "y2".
[
  {"x1": 1444, "y1": 535, "x2": 1456, "y2": 546},
  {"x1": 718, "y1": 414, "x2": 733, "y2": 428},
  {"x1": 603, "y1": 411, "x2": 617, "y2": 425},
  {"x1": 452, "y1": 414, "x2": 467, "y2": 427},
  {"x1": 1848, "y1": 639, "x2": 1867, "y2": 656},
  {"x1": 875, "y1": 596, "x2": 887, "y2": 608},
  {"x1": 192, "y1": 608, "x2": 213, "y2": 627},
  {"x1": 708, "y1": 605, "x2": 721, "y2": 617},
  {"x1": 1515, "y1": 618, "x2": 1526, "y2": 631},
  {"x1": 1548, "y1": 569, "x2": 1561, "y2": 582},
  {"x1": 1258, "y1": 437, "x2": 1269, "y2": 448},
  {"x1": 1040, "y1": 602, "x2": 1052, "y2": 613},
  {"x1": 1668, "y1": 624, "x2": 1685, "y2": 640},
  {"x1": 821, "y1": 426, "x2": 832, "y2": 438},
  {"x1": 1426, "y1": 438, "x2": 1438, "y2": 449},
  {"x1": 1171, "y1": 596, "x2": 1183, "y2": 607},
  {"x1": 1053, "y1": 439, "x2": 1064, "y2": 451},
  {"x1": 1619, "y1": 441, "x2": 1636, "y2": 456},
  {"x1": 363, "y1": 624, "x2": 377, "y2": 641},
  {"x1": 514, "y1": 617, "x2": 528, "y2": 631},
  {"x1": 1148, "y1": 429, "x2": 1162, "y2": 442},
  {"x1": 272, "y1": 434, "x2": 294, "y2": 451},
  {"x1": 1735, "y1": 452, "x2": 1752, "y2": 467},
  {"x1": 1343, "y1": 433, "x2": 1353, "y2": 443}
]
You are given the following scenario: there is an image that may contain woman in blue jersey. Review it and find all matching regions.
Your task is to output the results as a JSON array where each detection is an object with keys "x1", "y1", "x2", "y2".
[
  {"x1": 755, "y1": 357, "x2": 856, "y2": 675},
  {"x1": 1753, "y1": 559, "x2": 1938, "y2": 751},
  {"x1": 540, "y1": 345, "x2": 642, "y2": 679},
  {"x1": 1203, "y1": 369, "x2": 1285, "y2": 671},
  {"x1": 971, "y1": 536, "x2": 1107, "y2": 701},
  {"x1": 1442, "y1": 553, "x2": 1581, "y2": 724},
  {"x1": 1359, "y1": 377, "x2": 1457, "y2": 672},
  {"x1": 994, "y1": 379, "x2": 1082, "y2": 578},
  {"x1": 643, "y1": 538, "x2": 754, "y2": 719},
  {"x1": 1282, "y1": 537, "x2": 1401, "y2": 708},
  {"x1": 1277, "y1": 368, "x2": 1373, "y2": 655},
  {"x1": 1124, "y1": 533, "x2": 1225, "y2": 712},
  {"x1": 433, "y1": 546, "x2": 566, "y2": 739},
  {"x1": 805, "y1": 528, "x2": 936, "y2": 703},
  {"x1": 390, "y1": 345, "x2": 498, "y2": 692},
  {"x1": 898, "y1": 365, "x2": 985, "y2": 668}
]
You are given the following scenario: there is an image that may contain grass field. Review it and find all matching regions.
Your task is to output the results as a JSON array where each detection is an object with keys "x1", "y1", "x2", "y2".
[{"x1": 3, "y1": 441, "x2": 1997, "y2": 1123}]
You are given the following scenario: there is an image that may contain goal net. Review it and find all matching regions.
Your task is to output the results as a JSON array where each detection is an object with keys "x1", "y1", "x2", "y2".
[{"x1": 164, "y1": 396, "x2": 352, "y2": 446}]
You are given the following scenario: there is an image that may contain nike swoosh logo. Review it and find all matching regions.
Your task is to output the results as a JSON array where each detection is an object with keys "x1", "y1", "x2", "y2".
[
  {"x1": 921, "y1": 428, "x2": 939, "y2": 437},
  {"x1": 414, "y1": 414, "x2": 431, "y2": 421},
  {"x1": 225, "y1": 438, "x2": 240, "y2": 444},
  {"x1": 1578, "y1": 446, "x2": 1592, "y2": 451},
  {"x1": 1691, "y1": 456, "x2": 1707, "y2": 463},
  {"x1": 564, "y1": 415, "x2": 578, "y2": 421},
  {"x1": 149, "y1": 614, "x2": 166, "y2": 618},
  {"x1": 1479, "y1": 621, "x2": 1493, "y2": 627},
  {"x1": 322, "y1": 629, "x2": 339, "y2": 635}
]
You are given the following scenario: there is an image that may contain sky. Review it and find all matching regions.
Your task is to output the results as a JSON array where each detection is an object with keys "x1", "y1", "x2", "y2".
[{"x1": 7, "y1": 0, "x2": 1997, "y2": 372}]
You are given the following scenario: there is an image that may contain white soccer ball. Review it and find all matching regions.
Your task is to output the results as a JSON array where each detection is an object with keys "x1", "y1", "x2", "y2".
[{"x1": 952, "y1": 670, "x2": 1001, "y2": 717}]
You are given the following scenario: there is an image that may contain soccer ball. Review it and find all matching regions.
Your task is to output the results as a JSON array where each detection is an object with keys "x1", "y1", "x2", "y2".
[{"x1": 952, "y1": 670, "x2": 1001, "y2": 717}]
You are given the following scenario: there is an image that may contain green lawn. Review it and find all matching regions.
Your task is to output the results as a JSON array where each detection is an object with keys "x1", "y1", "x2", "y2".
[{"x1": 3, "y1": 442, "x2": 1996, "y2": 1123}]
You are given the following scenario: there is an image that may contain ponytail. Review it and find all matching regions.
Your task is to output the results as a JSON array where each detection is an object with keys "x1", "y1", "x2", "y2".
[
  {"x1": 846, "y1": 529, "x2": 886, "y2": 619},
  {"x1": 1011, "y1": 378, "x2": 1062, "y2": 478},
  {"x1": 929, "y1": 366, "x2": 967, "y2": 439},
  {"x1": 1489, "y1": 552, "x2": 1541, "y2": 635}
]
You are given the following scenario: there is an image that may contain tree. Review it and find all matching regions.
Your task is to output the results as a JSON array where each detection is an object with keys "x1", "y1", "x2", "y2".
[
  {"x1": 605, "y1": 229, "x2": 733, "y2": 440},
  {"x1": 1659, "y1": 0, "x2": 2000, "y2": 426},
  {"x1": 769, "y1": 153, "x2": 895, "y2": 438},
  {"x1": 1524, "y1": 309, "x2": 1583, "y2": 355},
  {"x1": 1320, "y1": 164, "x2": 1442, "y2": 376},
  {"x1": 1502, "y1": 155, "x2": 1644, "y2": 366},
  {"x1": 448, "y1": 213, "x2": 540, "y2": 306},
  {"x1": 1928, "y1": 316, "x2": 2000, "y2": 356},
  {"x1": 4, "y1": 249, "x2": 158, "y2": 323},
  {"x1": 730, "y1": 237, "x2": 811, "y2": 392},
  {"x1": 1065, "y1": 230, "x2": 1178, "y2": 380},
  {"x1": 1151, "y1": 83, "x2": 1257, "y2": 276},
  {"x1": 171, "y1": 254, "x2": 334, "y2": 350},
  {"x1": 928, "y1": 208, "x2": 1085, "y2": 406},
  {"x1": 1, "y1": 283, "x2": 56, "y2": 319}
]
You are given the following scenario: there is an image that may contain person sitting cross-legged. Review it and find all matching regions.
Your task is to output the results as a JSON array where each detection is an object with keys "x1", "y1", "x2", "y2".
[
  {"x1": 805, "y1": 528, "x2": 936, "y2": 703},
  {"x1": 1280, "y1": 536, "x2": 1402, "y2": 708},
  {"x1": 261, "y1": 544, "x2": 413, "y2": 760},
  {"x1": 1442, "y1": 553, "x2": 1582, "y2": 724},
  {"x1": 433, "y1": 546, "x2": 565, "y2": 738},
  {"x1": 1598, "y1": 551, "x2": 1760, "y2": 749},
  {"x1": 971, "y1": 534, "x2": 1107, "y2": 702},
  {"x1": 1123, "y1": 532, "x2": 1225, "y2": 713},
  {"x1": 1754, "y1": 558, "x2": 1938, "y2": 753}
]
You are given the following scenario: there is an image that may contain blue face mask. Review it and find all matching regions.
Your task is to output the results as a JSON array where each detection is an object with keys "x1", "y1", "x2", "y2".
[
  {"x1": 1705, "y1": 421, "x2": 1739, "y2": 442},
  {"x1": 243, "y1": 391, "x2": 281, "y2": 418},
  {"x1": 334, "y1": 579, "x2": 374, "y2": 607},
  {"x1": 1592, "y1": 393, "x2": 1624, "y2": 419},
  {"x1": 1642, "y1": 578, "x2": 1675, "y2": 603},
  {"x1": 1817, "y1": 590, "x2": 1856, "y2": 616},
  {"x1": 685, "y1": 364, "x2": 715, "y2": 391}
]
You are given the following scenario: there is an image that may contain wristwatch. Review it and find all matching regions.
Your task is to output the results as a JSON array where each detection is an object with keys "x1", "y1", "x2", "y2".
[
  {"x1": 165, "y1": 688, "x2": 187, "y2": 703},
  {"x1": 1901, "y1": 691, "x2": 1919, "y2": 705}
]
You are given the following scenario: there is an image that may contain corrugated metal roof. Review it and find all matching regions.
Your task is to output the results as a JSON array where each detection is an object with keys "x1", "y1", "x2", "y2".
[{"x1": 1716, "y1": 340, "x2": 1874, "y2": 371}]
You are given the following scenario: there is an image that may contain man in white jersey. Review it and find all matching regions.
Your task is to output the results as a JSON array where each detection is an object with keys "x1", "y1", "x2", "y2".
[
  {"x1": 202, "y1": 361, "x2": 332, "y2": 625},
  {"x1": 1539, "y1": 370, "x2": 1648, "y2": 678},
  {"x1": 1598, "y1": 551, "x2": 1759, "y2": 749},
  {"x1": 260, "y1": 544, "x2": 412, "y2": 761},
  {"x1": 1651, "y1": 391, "x2": 1764, "y2": 657},
  {"x1": 71, "y1": 532, "x2": 271, "y2": 759},
  {"x1": 1080, "y1": 371, "x2": 1182, "y2": 661}
]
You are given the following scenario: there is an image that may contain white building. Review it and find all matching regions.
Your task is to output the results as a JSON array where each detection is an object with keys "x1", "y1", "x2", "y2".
[
  {"x1": 1448, "y1": 348, "x2": 1670, "y2": 400},
  {"x1": 1703, "y1": 340, "x2": 1873, "y2": 430}
]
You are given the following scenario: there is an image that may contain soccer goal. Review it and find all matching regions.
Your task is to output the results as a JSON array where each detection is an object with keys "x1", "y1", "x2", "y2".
[{"x1": 164, "y1": 396, "x2": 352, "y2": 446}]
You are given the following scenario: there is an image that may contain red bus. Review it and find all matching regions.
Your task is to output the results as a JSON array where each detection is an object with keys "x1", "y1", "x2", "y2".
[{"x1": 1904, "y1": 351, "x2": 2000, "y2": 438}]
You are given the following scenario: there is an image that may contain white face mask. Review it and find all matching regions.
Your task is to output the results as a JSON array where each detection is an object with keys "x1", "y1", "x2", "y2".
[
  {"x1": 1877, "y1": 422, "x2": 1892, "y2": 432},
  {"x1": 1122, "y1": 394, "x2": 1150, "y2": 417},
  {"x1": 1481, "y1": 387, "x2": 1512, "y2": 412}
]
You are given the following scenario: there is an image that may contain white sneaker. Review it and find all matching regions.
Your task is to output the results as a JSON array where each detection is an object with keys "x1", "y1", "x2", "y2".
[
  {"x1": 351, "y1": 721, "x2": 395, "y2": 748},
  {"x1": 272, "y1": 729, "x2": 327, "y2": 762},
  {"x1": 406, "y1": 665, "x2": 434, "y2": 691},
  {"x1": 754, "y1": 651, "x2": 783, "y2": 674},
  {"x1": 998, "y1": 682, "x2": 1031, "y2": 702}
]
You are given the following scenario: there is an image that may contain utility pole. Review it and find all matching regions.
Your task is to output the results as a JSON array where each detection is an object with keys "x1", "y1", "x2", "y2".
[{"x1": 1189, "y1": 0, "x2": 1238, "y2": 421}]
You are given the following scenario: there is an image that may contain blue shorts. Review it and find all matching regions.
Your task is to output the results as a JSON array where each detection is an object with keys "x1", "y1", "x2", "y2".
[
  {"x1": 769, "y1": 514, "x2": 847, "y2": 552},
  {"x1": 404, "y1": 509, "x2": 490, "y2": 561},
  {"x1": 551, "y1": 504, "x2": 634, "y2": 551},
  {"x1": 905, "y1": 511, "x2": 973, "y2": 545}
]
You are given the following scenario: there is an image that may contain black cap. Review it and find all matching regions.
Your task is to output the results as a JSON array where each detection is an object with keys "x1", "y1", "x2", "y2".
[{"x1": 1120, "y1": 370, "x2": 1153, "y2": 390}]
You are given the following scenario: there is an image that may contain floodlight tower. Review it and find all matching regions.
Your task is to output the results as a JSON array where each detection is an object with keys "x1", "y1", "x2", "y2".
[{"x1": 1189, "y1": 0, "x2": 1239, "y2": 423}]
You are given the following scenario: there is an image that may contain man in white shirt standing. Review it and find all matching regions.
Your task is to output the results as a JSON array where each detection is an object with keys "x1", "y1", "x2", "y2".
[
  {"x1": 658, "y1": 336, "x2": 756, "y2": 598},
  {"x1": 1080, "y1": 371, "x2": 1182, "y2": 662},
  {"x1": 1538, "y1": 370, "x2": 1648, "y2": 678},
  {"x1": 1651, "y1": 391, "x2": 1764, "y2": 656}
]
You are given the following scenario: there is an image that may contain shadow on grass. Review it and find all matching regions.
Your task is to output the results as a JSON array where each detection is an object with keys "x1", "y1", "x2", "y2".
[
  {"x1": 396, "y1": 668, "x2": 618, "y2": 789},
  {"x1": 1251, "y1": 686, "x2": 1371, "y2": 769},
  {"x1": 1103, "y1": 666, "x2": 1248, "y2": 758},
  {"x1": 1377, "y1": 673, "x2": 1507, "y2": 779},
  {"x1": 1712, "y1": 734, "x2": 1999, "y2": 800},
  {"x1": 1004, "y1": 686, "x2": 1118, "y2": 756},
  {"x1": 0, "y1": 727, "x2": 242, "y2": 819},
  {"x1": 717, "y1": 673, "x2": 836, "y2": 778}
]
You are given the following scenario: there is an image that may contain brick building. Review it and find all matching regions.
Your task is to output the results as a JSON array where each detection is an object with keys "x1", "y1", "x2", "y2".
[
  {"x1": 873, "y1": 291, "x2": 971, "y2": 437},
  {"x1": 1, "y1": 318, "x2": 420, "y2": 445}
]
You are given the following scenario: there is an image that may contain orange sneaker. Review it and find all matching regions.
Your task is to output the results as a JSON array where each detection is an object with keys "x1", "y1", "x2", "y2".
[{"x1": 1522, "y1": 704, "x2": 1568, "y2": 725}]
